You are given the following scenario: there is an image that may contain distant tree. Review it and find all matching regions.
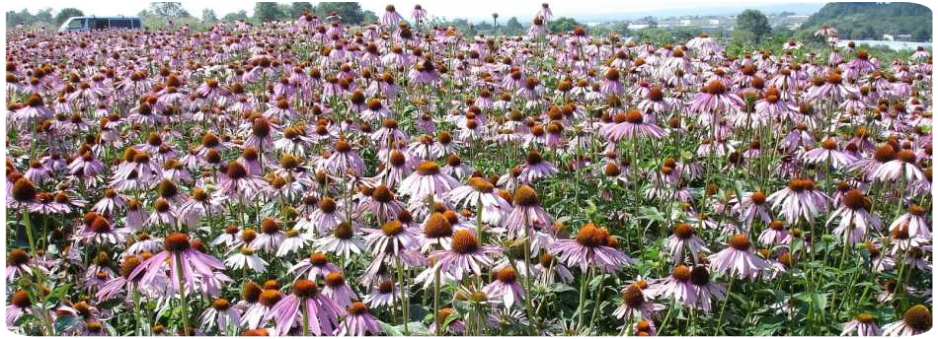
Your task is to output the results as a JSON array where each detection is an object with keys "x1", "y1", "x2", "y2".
[
  {"x1": 201, "y1": 9, "x2": 218, "y2": 23},
  {"x1": 612, "y1": 21, "x2": 631, "y2": 36},
  {"x1": 475, "y1": 22, "x2": 493, "y2": 31},
  {"x1": 34, "y1": 8, "x2": 53, "y2": 24},
  {"x1": 361, "y1": 10, "x2": 378, "y2": 24},
  {"x1": 254, "y1": 2, "x2": 283, "y2": 23},
  {"x1": 290, "y1": 2, "x2": 314, "y2": 18},
  {"x1": 736, "y1": 9, "x2": 771, "y2": 42},
  {"x1": 149, "y1": 2, "x2": 190, "y2": 18},
  {"x1": 222, "y1": 10, "x2": 249, "y2": 22},
  {"x1": 912, "y1": 27, "x2": 930, "y2": 42},
  {"x1": 315, "y1": 2, "x2": 366, "y2": 24},
  {"x1": 548, "y1": 17, "x2": 580, "y2": 33},
  {"x1": 492, "y1": 13, "x2": 499, "y2": 31},
  {"x1": 54, "y1": 8, "x2": 83, "y2": 25},
  {"x1": 505, "y1": 17, "x2": 524, "y2": 34}
]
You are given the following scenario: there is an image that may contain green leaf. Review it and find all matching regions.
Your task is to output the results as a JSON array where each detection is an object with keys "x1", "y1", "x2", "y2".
[
  {"x1": 14, "y1": 314, "x2": 38, "y2": 327},
  {"x1": 45, "y1": 284, "x2": 71, "y2": 303},
  {"x1": 96, "y1": 298, "x2": 124, "y2": 310},
  {"x1": 54, "y1": 314, "x2": 81, "y2": 333},
  {"x1": 443, "y1": 312, "x2": 460, "y2": 328},
  {"x1": 378, "y1": 321, "x2": 403, "y2": 336}
]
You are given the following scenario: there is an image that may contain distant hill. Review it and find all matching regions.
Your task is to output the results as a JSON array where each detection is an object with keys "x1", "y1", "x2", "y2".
[
  {"x1": 802, "y1": 2, "x2": 932, "y2": 42},
  {"x1": 563, "y1": 3, "x2": 825, "y2": 23}
]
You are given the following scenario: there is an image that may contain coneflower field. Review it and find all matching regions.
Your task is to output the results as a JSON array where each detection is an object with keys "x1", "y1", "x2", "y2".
[{"x1": 3, "y1": 3, "x2": 935, "y2": 337}]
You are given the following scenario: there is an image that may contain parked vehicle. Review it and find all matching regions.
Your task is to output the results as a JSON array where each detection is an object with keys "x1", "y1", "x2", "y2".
[{"x1": 58, "y1": 16, "x2": 142, "y2": 32}]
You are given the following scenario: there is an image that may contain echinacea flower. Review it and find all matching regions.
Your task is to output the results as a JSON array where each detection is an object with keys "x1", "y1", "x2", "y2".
[
  {"x1": 6, "y1": 290, "x2": 35, "y2": 327},
  {"x1": 550, "y1": 222, "x2": 633, "y2": 273},
  {"x1": 882, "y1": 304, "x2": 931, "y2": 336},
  {"x1": 129, "y1": 232, "x2": 227, "y2": 295},
  {"x1": 889, "y1": 205, "x2": 931, "y2": 239},
  {"x1": 429, "y1": 229, "x2": 496, "y2": 280},
  {"x1": 648, "y1": 265, "x2": 697, "y2": 307},
  {"x1": 7, "y1": 248, "x2": 46, "y2": 282},
  {"x1": 665, "y1": 223, "x2": 709, "y2": 263},
  {"x1": 841, "y1": 313, "x2": 882, "y2": 336},
  {"x1": 367, "y1": 213, "x2": 423, "y2": 255},
  {"x1": 483, "y1": 267, "x2": 525, "y2": 309},
  {"x1": 504, "y1": 185, "x2": 553, "y2": 238},
  {"x1": 322, "y1": 272, "x2": 358, "y2": 308},
  {"x1": 339, "y1": 302, "x2": 382, "y2": 336},
  {"x1": 289, "y1": 253, "x2": 340, "y2": 281},
  {"x1": 263, "y1": 279, "x2": 345, "y2": 336},
  {"x1": 314, "y1": 221, "x2": 365, "y2": 259},
  {"x1": 708, "y1": 234, "x2": 770, "y2": 280},
  {"x1": 199, "y1": 298, "x2": 241, "y2": 334},
  {"x1": 447, "y1": 177, "x2": 511, "y2": 225},
  {"x1": 829, "y1": 189, "x2": 881, "y2": 246},
  {"x1": 768, "y1": 178, "x2": 830, "y2": 224},
  {"x1": 399, "y1": 161, "x2": 460, "y2": 199}
]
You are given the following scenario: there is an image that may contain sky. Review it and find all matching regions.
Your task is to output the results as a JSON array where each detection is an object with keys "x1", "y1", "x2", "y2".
[{"x1": 8, "y1": 0, "x2": 829, "y2": 22}]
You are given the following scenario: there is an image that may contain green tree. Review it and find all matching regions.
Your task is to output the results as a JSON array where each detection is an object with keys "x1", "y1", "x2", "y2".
[
  {"x1": 315, "y1": 2, "x2": 366, "y2": 24},
  {"x1": 54, "y1": 8, "x2": 84, "y2": 25},
  {"x1": 505, "y1": 17, "x2": 524, "y2": 34},
  {"x1": 612, "y1": 21, "x2": 631, "y2": 37},
  {"x1": 34, "y1": 8, "x2": 53, "y2": 24},
  {"x1": 254, "y1": 2, "x2": 283, "y2": 23},
  {"x1": 149, "y1": 2, "x2": 190, "y2": 18},
  {"x1": 290, "y1": 2, "x2": 314, "y2": 18},
  {"x1": 222, "y1": 10, "x2": 249, "y2": 22},
  {"x1": 736, "y1": 9, "x2": 771, "y2": 42},
  {"x1": 201, "y1": 9, "x2": 217, "y2": 23},
  {"x1": 361, "y1": 10, "x2": 377, "y2": 24},
  {"x1": 548, "y1": 17, "x2": 580, "y2": 33},
  {"x1": 912, "y1": 27, "x2": 930, "y2": 42}
]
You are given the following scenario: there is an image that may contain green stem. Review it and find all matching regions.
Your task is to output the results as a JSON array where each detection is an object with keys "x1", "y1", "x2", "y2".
[
  {"x1": 174, "y1": 253, "x2": 191, "y2": 336},
  {"x1": 395, "y1": 256, "x2": 410, "y2": 335},
  {"x1": 576, "y1": 266, "x2": 594, "y2": 331},
  {"x1": 22, "y1": 208, "x2": 36, "y2": 254},
  {"x1": 434, "y1": 267, "x2": 442, "y2": 336},
  {"x1": 715, "y1": 278, "x2": 735, "y2": 335},
  {"x1": 302, "y1": 299, "x2": 311, "y2": 336}
]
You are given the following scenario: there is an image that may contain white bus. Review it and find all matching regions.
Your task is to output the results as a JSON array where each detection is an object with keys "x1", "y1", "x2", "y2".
[{"x1": 58, "y1": 16, "x2": 142, "y2": 32}]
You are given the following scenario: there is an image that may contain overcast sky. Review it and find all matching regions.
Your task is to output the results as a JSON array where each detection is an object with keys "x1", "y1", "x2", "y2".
[{"x1": 10, "y1": 0, "x2": 827, "y2": 21}]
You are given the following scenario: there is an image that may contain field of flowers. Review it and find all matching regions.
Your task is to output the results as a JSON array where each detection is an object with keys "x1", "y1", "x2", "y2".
[{"x1": 3, "y1": 3, "x2": 934, "y2": 336}]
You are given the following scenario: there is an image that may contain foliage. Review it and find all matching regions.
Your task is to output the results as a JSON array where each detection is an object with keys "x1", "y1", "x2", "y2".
[
  {"x1": 547, "y1": 17, "x2": 580, "y2": 33},
  {"x1": 314, "y1": 2, "x2": 369, "y2": 24},
  {"x1": 148, "y1": 2, "x2": 190, "y2": 18},
  {"x1": 801, "y1": 2, "x2": 932, "y2": 42},
  {"x1": 221, "y1": 10, "x2": 249, "y2": 22},
  {"x1": 736, "y1": 9, "x2": 771, "y2": 43},
  {"x1": 53, "y1": 8, "x2": 83, "y2": 25},
  {"x1": 504, "y1": 17, "x2": 525, "y2": 35},
  {"x1": 254, "y1": 2, "x2": 283, "y2": 23},
  {"x1": 6, "y1": 9, "x2": 50, "y2": 28},
  {"x1": 201, "y1": 9, "x2": 218, "y2": 24},
  {"x1": 289, "y1": 2, "x2": 315, "y2": 18}
]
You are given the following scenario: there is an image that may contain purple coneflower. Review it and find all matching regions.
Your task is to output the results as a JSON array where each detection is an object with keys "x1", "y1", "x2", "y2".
[
  {"x1": 429, "y1": 229, "x2": 496, "y2": 280},
  {"x1": 666, "y1": 223, "x2": 709, "y2": 263},
  {"x1": 483, "y1": 267, "x2": 525, "y2": 309},
  {"x1": 708, "y1": 234, "x2": 769, "y2": 280},
  {"x1": 399, "y1": 161, "x2": 460, "y2": 200},
  {"x1": 129, "y1": 232, "x2": 226, "y2": 295},
  {"x1": 841, "y1": 313, "x2": 882, "y2": 336},
  {"x1": 550, "y1": 222, "x2": 633, "y2": 273},
  {"x1": 767, "y1": 178, "x2": 830, "y2": 224},
  {"x1": 264, "y1": 279, "x2": 345, "y2": 336},
  {"x1": 882, "y1": 304, "x2": 931, "y2": 336},
  {"x1": 340, "y1": 301, "x2": 382, "y2": 336}
]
